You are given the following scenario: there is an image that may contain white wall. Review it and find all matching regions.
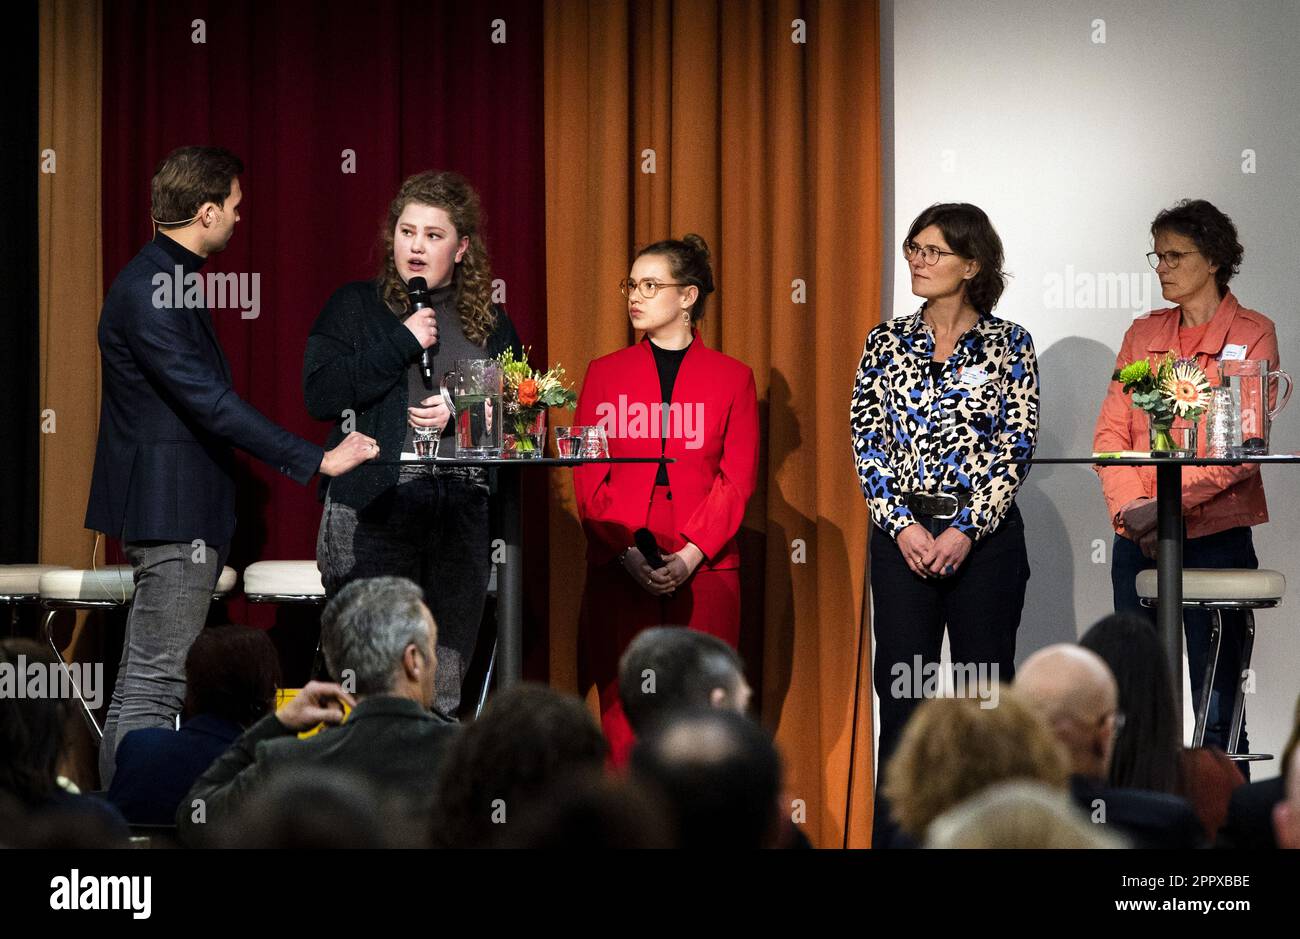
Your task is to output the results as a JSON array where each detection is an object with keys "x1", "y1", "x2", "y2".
[{"x1": 882, "y1": 0, "x2": 1300, "y2": 776}]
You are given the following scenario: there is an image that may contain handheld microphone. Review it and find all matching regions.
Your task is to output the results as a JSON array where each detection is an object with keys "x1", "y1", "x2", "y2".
[
  {"x1": 406, "y1": 276, "x2": 435, "y2": 389},
  {"x1": 634, "y1": 528, "x2": 667, "y2": 569}
]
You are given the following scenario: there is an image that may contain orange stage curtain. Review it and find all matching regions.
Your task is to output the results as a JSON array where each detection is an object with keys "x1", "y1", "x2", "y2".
[{"x1": 543, "y1": 0, "x2": 881, "y2": 848}]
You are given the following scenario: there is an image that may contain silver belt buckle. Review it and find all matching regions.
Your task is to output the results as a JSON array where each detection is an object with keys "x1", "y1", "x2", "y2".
[{"x1": 931, "y1": 493, "x2": 959, "y2": 520}]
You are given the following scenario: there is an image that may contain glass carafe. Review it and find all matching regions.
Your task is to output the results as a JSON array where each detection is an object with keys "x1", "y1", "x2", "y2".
[
  {"x1": 442, "y1": 359, "x2": 503, "y2": 458},
  {"x1": 1218, "y1": 359, "x2": 1292, "y2": 455}
]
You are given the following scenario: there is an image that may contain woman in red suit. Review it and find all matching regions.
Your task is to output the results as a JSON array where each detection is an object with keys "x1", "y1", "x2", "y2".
[{"x1": 573, "y1": 234, "x2": 759, "y2": 765}]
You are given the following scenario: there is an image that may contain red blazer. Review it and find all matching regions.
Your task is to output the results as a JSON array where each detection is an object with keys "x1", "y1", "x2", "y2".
[{"x1": 573, "y1": 334, "x2": 759, "y2": 570}]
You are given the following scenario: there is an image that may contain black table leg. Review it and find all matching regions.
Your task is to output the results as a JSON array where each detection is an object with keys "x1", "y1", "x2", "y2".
[
  {"x1": 497, "y1": 465, "x2": 523, "y2": 688},
  {"x1": 1155, "y1": 461, "x2": 1184, "y2": 730}
]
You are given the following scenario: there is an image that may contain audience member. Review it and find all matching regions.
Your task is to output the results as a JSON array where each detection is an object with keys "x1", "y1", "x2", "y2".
[
  {"x1": 618, "y1": 626, "x2": 751, "y2": 737},
  {"x1": 925, "y1": 781, "x2": 1127, "y2": 849},
  {"x1": 1016, "y1": 644, "x2": 1203, "y2": 848},
  {"x1": 430, "y1": 682, "x2": 607, "y2": 848},
  {"x1": 107, "y1": 624, "x2": 281, "y2": 825},
  {"x1": 0, "y1": 639, "x2": 129, "y2": 844},
  {"x1": 1080, "y1": 613, "x2": 1243, "y2": 839},
  {"x1": 630, "y1": 708, "x2": 783, "y2": 848},
  {"x1": 177, "y1": 576, "x2": 456, "y2": 845},
  {"x1": 219, "y1": 767, "x2": 399, "y2": 848},
  {"x1": 500, "y1": 770, "x2": 675, "y2": 849},
  {"x1": 881, "y1": 688, "x2": 1068, "y2": 847},
  {"x1": 1273, "y1": 746, "x2": 1300, "y2": 849},
  {"x1": 1217, "y1": 694, "x2": 1300, "y2": 849}
]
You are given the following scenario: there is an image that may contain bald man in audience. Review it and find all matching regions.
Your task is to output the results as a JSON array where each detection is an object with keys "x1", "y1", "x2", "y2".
[
  {"x1": 1273, "y1": 747, "x2": 1300, "y2": 849},
  {"x1": 1016, "y1": 644, "x2": 1202, "y2": 848}
]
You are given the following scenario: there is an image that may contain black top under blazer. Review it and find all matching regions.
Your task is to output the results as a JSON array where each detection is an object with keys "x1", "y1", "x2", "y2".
[
  {"x1": 86, "y1": 237, "x2": 324, "y2": 546},
  {"x1": 302, "y1": 280, "x2": 522, "y2": 510}
]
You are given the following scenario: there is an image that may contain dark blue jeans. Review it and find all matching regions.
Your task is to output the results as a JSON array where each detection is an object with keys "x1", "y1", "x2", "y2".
[{"x1": 1112, "y1": 526, "x2": 1256, "y2": 765}]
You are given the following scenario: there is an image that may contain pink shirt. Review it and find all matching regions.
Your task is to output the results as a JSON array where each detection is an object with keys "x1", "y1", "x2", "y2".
[{"x1": 1093, "y1": 292, "x2": 1279, "y2": 539}]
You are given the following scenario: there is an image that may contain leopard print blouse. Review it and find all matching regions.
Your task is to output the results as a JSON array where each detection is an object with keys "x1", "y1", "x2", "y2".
[{"x1": 850, "y1": 306, "x2": 1039, "y2": 541}]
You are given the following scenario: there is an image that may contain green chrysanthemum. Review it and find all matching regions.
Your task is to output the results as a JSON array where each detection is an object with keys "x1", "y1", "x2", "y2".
[{"x1": 1118, "y1": 359, "x2": 1151, "y2": 385}]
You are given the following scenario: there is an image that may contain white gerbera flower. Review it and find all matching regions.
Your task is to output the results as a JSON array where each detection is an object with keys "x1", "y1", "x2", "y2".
[{"x1": 1161, "y1": 362, "x2": 1211, "y2": 416}]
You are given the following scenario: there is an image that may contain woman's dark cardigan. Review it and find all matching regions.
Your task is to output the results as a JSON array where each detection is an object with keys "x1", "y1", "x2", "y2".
[{"x1": 303, "y1": 279, "x2": 522, "y2": 509}]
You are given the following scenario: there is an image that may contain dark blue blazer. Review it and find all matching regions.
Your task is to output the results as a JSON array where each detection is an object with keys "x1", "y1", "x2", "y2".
[
  {"x1": 86, "y1": 237, "x2": 323, "y2": 545},
  {"x1": 106, "y1": 714, "x2": 243, "y2": 825}
]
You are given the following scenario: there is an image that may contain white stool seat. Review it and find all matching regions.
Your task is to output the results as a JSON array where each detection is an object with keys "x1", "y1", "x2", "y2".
[
  {"x1": 0, "y1": 564, "x2": 70, "y2": 596},
  {"x1": 1136, "y1": 569, "x2": 1286, "y2": 603},
  {"x1": 243, "y1": 561, "x2": 325, "y2": 598},
  {"x1": 39, "y1": 565, "x2": 135, "y2": 603}
]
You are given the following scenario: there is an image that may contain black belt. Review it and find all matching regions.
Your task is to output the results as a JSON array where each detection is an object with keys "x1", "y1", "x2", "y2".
[{"x1": 904, "y1": 491, "x2": 970, "y2": 521}]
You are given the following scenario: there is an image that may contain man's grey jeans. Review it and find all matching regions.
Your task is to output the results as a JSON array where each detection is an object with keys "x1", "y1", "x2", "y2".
[{"x1": 98, "y1": 539, "x2": 226, "y2": 787}]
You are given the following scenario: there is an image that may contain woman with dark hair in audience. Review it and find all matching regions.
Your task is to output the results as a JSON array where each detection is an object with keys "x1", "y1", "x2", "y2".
[
  {"x1": 1094, "y1": 199, "x2": 1278, "y2": 764},
  {"x1": 107, "y1": 624, "x2": 280, "y2": 825},
  {"x1": 0, "y1": 639, "x2": 129, "y2": 843},
  {"x1": 852, "y1": 203, "x2": 1038, "y2": 846},
  {"x1": 1079, "y1": 612, "x2": 1243, "y2": 839},
  {"x1": 305, "y1": 170, "x2": 522, "y2": 720},
  {"x1": 572, "y1": 234, "x2": 759, "y2": 766}
]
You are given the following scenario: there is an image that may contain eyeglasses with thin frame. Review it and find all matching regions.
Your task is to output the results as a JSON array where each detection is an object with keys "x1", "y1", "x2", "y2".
[
  {"x1": 1147, "y1": 249, "x2": 1201, "y2": 270},
  {"x1": 619, "y1": 278, "x2": 688, "y2": 300},
  {"x1": 903, "y1": 240, "x2": 960, "y2": 266}
]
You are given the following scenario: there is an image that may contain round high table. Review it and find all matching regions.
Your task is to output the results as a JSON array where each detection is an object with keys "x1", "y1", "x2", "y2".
[
  {"x1": 373, "y1": 456, "x2": 670, "y2": 709},
  {"x1": 1018, "y1": 454, "x2": 1300, "y2": 728}
]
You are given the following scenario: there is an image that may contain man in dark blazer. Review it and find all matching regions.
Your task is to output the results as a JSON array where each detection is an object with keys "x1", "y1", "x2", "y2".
[
  {"x1": 87, "y1": 146, "x2": 377, "y2": 785},
  {"x1": 177, "y1": 577, "x2": 456, "y2": 845},
  {"x1": 1018, "y1": 644, "x2": 1203, "y2": 849}
]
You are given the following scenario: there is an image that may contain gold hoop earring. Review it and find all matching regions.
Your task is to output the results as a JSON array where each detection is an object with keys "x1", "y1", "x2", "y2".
[{"x1": 682, "y1": 310, "x2": 691, "y2": 326}]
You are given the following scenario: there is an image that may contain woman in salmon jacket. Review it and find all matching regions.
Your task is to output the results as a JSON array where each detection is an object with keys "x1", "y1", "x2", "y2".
[{"x1": 572, "y1": 234, "x2": 759, "y2": 764}]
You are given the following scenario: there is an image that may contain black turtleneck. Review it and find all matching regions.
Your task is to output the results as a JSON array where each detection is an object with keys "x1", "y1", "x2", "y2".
[
  {"x1": 153, "y1": 231, "x2": 206, "y2": 274},
  {"x1": 650, "y1": 339, "x2": 691, "y2": 486}
]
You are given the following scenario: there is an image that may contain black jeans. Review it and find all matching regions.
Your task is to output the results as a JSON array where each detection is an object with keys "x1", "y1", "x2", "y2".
[
  {"x1": 870, "y1": 503, "x2": 1029, "y2": 846},
  {"x1": 317, "y1": 464, "x2": 492, "y2": 718},
  {"x1": 1111, "y1": 526, "x2": 1256, "y2": 763}
]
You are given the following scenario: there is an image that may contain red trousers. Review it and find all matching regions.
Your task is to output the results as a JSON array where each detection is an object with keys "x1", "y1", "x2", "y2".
[{"x1": 578, "y1": 487, "x2": 741, "y2": 767}]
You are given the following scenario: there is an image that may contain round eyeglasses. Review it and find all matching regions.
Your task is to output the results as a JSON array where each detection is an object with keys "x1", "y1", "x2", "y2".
[
  {"x1": 618, "y1": 278, "x2": 687, "y2": 300},
  {"x1": 903, "y1": 241, "x2": 960, "y2": 266},
  {"x1": 1147, "y1": 250, "x2": 1201, "y2": 270}
]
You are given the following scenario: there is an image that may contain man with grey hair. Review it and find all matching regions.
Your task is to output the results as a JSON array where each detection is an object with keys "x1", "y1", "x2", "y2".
[
  {"x1": 1016, "y1": 644, "x2": 1201, "y2": 848},
  {"x1": 177, "y1": 576, "x2": 455, "y2": 845}
]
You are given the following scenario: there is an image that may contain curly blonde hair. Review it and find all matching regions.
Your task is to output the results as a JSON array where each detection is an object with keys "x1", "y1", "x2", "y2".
[
  {"x1": 881, "y1": 688, "x2": 1070, "y2": 841},
  {"x1": 378, "y1": 170, "x2": 497, "y2": 347}
]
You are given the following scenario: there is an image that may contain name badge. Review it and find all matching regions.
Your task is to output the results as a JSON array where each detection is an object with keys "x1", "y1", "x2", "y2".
[
  {"x1": 958, "y1": 366, "x2": 989, "y2": 386},
  {"x1": 1220, "y1": 344, "x2": 1248, "y2": 361}
]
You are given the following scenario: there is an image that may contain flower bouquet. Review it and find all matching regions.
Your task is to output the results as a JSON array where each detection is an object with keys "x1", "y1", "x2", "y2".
[
  {"x1": 497, "y1": 348, "x2": 579, "y2": 458},
  {"x1": 1113, "y1": 354, "x2": 1211, "y2": 455}
]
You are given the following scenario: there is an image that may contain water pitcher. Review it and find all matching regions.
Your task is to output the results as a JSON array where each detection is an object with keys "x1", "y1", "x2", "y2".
[
  {"x1": 1218, "y1": 359, "x2": 1292, "y2": 455},
  {"x1": 442, "y1": 359, "x2": 503, "y2": 457}
]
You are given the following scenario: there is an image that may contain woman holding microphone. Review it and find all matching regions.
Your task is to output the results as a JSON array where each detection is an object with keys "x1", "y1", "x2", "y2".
[
  {"x1": 573, "y1": 234, "x2": 759, "y2": 764},
  {"x1": 304, "y1": 170, "x2": 521, "y2": 718},
  {"x1": 851, "y1": 203, "x2": 1038, "y2": 845}
]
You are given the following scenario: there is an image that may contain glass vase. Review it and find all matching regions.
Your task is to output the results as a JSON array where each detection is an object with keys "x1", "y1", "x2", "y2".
[
  {"x1": 1149, "y1": 417, "x2": 1197, "y2": 457},
  {"x1": 504, "y1": 409, "x2": 547, "y2": 458}
]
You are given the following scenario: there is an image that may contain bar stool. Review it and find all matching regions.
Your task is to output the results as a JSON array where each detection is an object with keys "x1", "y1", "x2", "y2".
[
  {"x1": 242, "y1": 561, "x2": 326, "y2": 604},
  {"x1": 0, "y1": 564, "x2": 69, "y2": 636},
  {"x1": 1136, "y1": 568, "x2": 1284, "y2": 762},
  {"x1": 39, "y1": 564, "x2": 239, "y2": 738}
]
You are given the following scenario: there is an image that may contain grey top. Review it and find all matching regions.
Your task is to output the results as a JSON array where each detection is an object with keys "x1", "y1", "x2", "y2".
[{"x1": 403, "y1": 283, "x2": 485, "y2": 455}]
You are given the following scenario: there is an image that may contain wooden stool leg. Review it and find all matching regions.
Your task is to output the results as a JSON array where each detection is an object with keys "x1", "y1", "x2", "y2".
[
  {"x1": 1225, "y1": 610, "x2": 1255, "y2": 756},
  {"x1": 1191, "y1": 609, "x2": 1222, "y2": 748}
]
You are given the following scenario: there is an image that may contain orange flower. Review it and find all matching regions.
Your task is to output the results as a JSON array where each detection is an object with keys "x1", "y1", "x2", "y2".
[{"x1": 518, "y1": 378, "x2": 539, "y2": 407}]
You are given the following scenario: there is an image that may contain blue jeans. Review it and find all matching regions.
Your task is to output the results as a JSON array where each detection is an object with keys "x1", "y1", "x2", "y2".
[{"x1": 1112, "y1": 526, "x2": 1256, "y2": 765}]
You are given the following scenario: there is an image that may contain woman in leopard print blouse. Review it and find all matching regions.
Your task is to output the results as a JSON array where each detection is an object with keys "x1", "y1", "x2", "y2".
[{"x1": 851, "y1": 202, "x2": 1039, "y2": 847}]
